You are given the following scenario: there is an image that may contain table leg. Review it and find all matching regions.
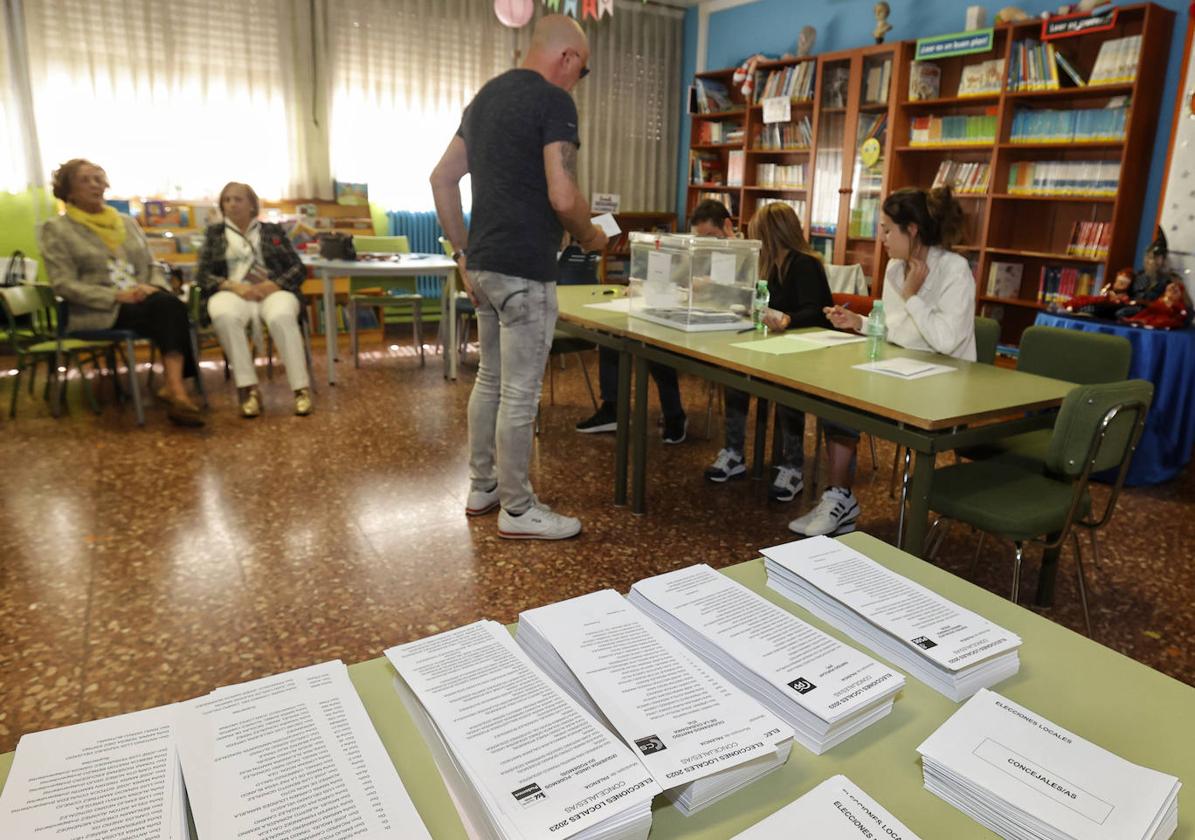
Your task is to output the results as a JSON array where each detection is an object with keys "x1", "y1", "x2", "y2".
[
  {"x1": 903, "y1": 448, "x2": 935, "y2": 557},
  {"x1": 752, "y1": 398, "x2": 770, "y2": 479},
  {"x1": 631, "y1": 353, "x2": 649, "y2": 515},
  {"x1": 322, "y1": 272, "x2": 337, "y2": 386},
  {"x1": 614, "y1": 348, "x2": 631, "y2": 507},
  {"x1": 1035, "y1": 537, "x2": 1061, "y2": 607},
  {"x1": 446, "y1": 269, "x2": 458, "y2": 380}
]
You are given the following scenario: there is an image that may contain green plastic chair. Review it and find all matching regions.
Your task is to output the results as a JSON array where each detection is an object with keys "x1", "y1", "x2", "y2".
[
  {"x1": 0, "y1": 284, "x2": 104, "y2": 418},
  {"x1": 960, "y1": 325, "x2": 1133, "y2": 467},
  {"x1": 925, "y1": 379, "x2": 1153, "y2": 636},
  {"x1": 347, "y1": 235, "x2": 425, "y2": 367}
]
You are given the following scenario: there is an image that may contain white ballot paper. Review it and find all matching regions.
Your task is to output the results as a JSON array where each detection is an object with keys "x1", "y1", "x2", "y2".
[
  {"x1": 0, "y1": 704, "x2": 188, "y2": 840},
  {"x1": 790, "y1": 329, "x2": 867, "y2": 346},
  {"x1": 853, "y1": 357, "x2": 956, "y2": 379},
  {"x1": 176, "y1": 660, "x2": 429, "y2": 840},
  {"x1": 918, "y1": 689, "x2": 1181, "y2": 840},
  {"x1": 628, "y1": 564, "x2": 903, "y2": 754},
  {"x1": 387, "y1": 620, "x2": 659, "y2": 840},
  {"x1": 762, "y1": 536, "x2": 1021, "y2": 701},
  {"x1": 592, "y1": 213, "x2": 622, "y2": 237},
  {"x1": 517, "y1": 589, "x2": 793, "y2": 814},
  {"x1": 584, "y1": 298, "x2": 632, "y2": 313},
  {"x1": 730, "y1": 774, "x2": 923, "y2": 839}
]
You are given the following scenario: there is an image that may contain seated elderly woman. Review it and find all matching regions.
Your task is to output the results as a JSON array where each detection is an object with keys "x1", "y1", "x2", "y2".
[
  {"x1": 195, "y1": 182, "x2": 311, "y2": 417},
  {"x1": 41, "y1": 158, "x2": 203, "y2": 426}
]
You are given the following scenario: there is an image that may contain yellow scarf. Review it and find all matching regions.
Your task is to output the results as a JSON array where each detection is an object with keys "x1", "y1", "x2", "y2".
[{"x1": 65, "y1": 203, "x2": 127, "y2": 253}]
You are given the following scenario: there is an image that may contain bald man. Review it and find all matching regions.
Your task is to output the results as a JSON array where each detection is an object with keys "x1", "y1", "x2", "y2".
[{"x1": 431, "y1": 14, "x2": 607, "y2": 541}]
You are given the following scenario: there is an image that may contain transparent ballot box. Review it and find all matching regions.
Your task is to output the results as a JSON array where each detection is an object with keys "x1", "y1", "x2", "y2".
[{"x1": 626, "y1": 232, "x2": 759, "y2": 331}]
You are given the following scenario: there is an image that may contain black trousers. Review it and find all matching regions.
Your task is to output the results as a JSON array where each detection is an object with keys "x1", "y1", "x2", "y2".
[{"x1": 112, "y1": 292, "x2": 197, "y2": 378}]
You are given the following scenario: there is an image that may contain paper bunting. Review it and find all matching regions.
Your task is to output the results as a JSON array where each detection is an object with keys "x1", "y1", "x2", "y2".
[
  {"x1": 562, "y1": 0, "x2": 577, "y2": 16},
  {"x1": 581, "y1": 0, "x2": 597, "y2": 19},
  {"x1": 597, "y1": 0, "x2": 613, "y2": 17},
  {"x1": 547, "y1": 0, "x2": 614, "y2": 19},
  {"x1": 544, "y1": 0, "x2": 560, "y2": 8}
]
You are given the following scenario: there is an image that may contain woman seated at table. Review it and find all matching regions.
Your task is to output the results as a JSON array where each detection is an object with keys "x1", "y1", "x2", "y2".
[
  {"x1": 41, "y1": 158, "x2": 203, "y2": 426},
  {"x1": 704, "y1": 202, "x2": 834, "y2": 502},
  {"x1": 791, "y1": 185, "x2": 975, "y2": 537},
  {"x1": 196, "y1": 182, "x2": 311, "y2": 418}
]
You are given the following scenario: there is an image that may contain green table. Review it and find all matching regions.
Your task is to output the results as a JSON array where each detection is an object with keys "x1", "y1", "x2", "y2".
[
  {"x1": 3, "y1": 533, "x2": 1191, "y2": 838},
  {"x1": 556, "y1": 285, "x2": 1076, "y2": 605}
]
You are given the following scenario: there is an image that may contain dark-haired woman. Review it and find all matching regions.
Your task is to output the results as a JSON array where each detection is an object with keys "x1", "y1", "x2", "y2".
[
  {"x1": 41, "y1": 158, "x2": 203, "y2": 426},
  {"x1": 788, "y1": 186, "x2": 975, "y2": 537},
  {"x1": 705, "y1": 202, "x2": 834, "y2": 502}
]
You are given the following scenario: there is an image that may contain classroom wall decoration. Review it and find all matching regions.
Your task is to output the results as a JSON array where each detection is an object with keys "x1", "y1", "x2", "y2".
[{"x1": 543, "y1": 0, "x2": 615, "y2": 20}]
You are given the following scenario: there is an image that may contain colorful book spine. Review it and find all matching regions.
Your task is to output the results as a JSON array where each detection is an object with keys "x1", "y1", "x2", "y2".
[
  {"x1": 1009, "y1": 106, "x2": 1126, "y2": 144},
  {"x1": 1006, "y1": 161, "x2": 1119, "y2": 196},
  {"x1": 909, "y1": 110, "x2": 997, "y2": 146}
]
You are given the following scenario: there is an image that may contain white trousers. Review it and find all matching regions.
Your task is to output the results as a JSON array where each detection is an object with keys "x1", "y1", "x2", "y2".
[{"x1": 208, "y1": 290, "x2": 309, "y2": 391}]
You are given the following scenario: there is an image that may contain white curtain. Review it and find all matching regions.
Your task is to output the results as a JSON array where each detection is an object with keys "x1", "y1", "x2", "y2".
[
  {"x1": 0, "y1": 0, "x2": 34, "y2": 193},
  {"x1": 21, "y1": 0, "x2": 304, "y2": 199}
]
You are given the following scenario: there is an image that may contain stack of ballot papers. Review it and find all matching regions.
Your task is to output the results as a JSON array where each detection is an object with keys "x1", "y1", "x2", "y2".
[
  {"x1": 516, "y1": 589, "x2": 794, "y2": 815},
  {"x1": 175, "y1": 660, "x2": 430, "y2": 839},
  {"x1": 763, "y1": 536, "x2": 1022, "y2": 701},
  {"x1": 730, "y1": 774, "x2": 923, "y2": 839},
  {"x1": 918, "y1": 689, "x2": 1181, "y2": 840},
  {"x1": 853, "y1": 357, "x2": 955, "y2": 379},
  {"x1": 628, "y1": 564, "x2": 904, "y2": 754},
  {"x1": 0, "y1": 704, "x2": 189, "y2": 840},
  {"x1": 387, "y1": 620, "x2": 659, "y2": 840}
]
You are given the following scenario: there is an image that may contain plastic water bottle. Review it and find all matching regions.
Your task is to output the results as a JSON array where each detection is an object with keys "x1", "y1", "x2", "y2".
[
  {"x1": 752, "y1": 280, "x2": 770, "y2": 332},
  {"x1": 865, "y1": 301, "x2": 886, "y2": 362}
]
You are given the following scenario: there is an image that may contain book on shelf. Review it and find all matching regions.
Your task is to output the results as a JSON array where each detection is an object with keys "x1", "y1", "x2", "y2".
[
  {"x1": 908, "y1": 109, "x2": 997, "y2": 146},
  {"x1": 1090, "y1": 34, "x2": 1142, "y2": 85},
  {"x1": 755, "y1": 62, "x2": 816, "y2": 103},
  {"x1": 1009, "y1": 105, "x2": 1127, "y2": 143},
  {"x1": 757, "y1": 197, "x2": 806, "y2": 217},
  {"x1": 931, "y1": 160, "x2": 990, "y2": 195},
  {"x1": 824, "y1": 66, "x2": 851, "y2": 108},
  {"x1": 1066, "y1": 220, "x2": 1112, "y2": 260},
  {"x1": 697, "y1": 120, "x2": 744, "y2": 145},
  {"x1": 697, "y1": 190, "x2": 738, "y2": 216},
  {"x1": 958, "y1": 59, "x2": 1004, "y2": 96},
  {"x1": 863, "y1": 58, "x2": 892, "y2": 105},
  {"x1": 1038, "y1": 264, "x2": 1102, "y2": 305},
  {"x1": 849, "y1": 197, "x2": 881, "y2": 238},
  {"x1": 908, "y1": 61, "x2": 941, "y2": 101},
  {"x1": 695, "y1": 77, "x2": 734, "y2": 114},
  {"x1": 756, "y1": 162, "x2": 807, "y2": 188},
  {"x1": 727, "y1": 150, "x2": 745, "y2": 187},
  {"x1": 754, "y1": 116, "x2": 813, "y2": 150},
  {"x1": 690, "y1": 150, "x2": 722, "y2": 185},
  {"x1": 1007, "y1": 160, "x2": 1120, "y2": 196},
  {"x1": 858, "y1": 112, "x2": 887, "y2": 144},
  {"x1": 1055, "y1": 50, "x2": 1086, "y2": 87},
  {"x1": 987, "y1": 261, "x2": 1024, "y2": 298},
  {"x1": 1008, "y1": 40, "x2": 1060, "y2": 91}
]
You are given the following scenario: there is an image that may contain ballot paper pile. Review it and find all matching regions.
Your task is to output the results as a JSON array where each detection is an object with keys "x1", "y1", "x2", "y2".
[
  {"x1": 0, "y1": 660, "x2": 430, "y2": 840},
  {"x1": 627, "y1": 564, "x2": 904, "y2": 754},
  {"x1": 763, "y1": 536, "x2": 1022, "y2": 701},
  {"x1": 918, "y1": 689, "x2": 1181, "y2": 840},
  {"x1": 387, "y1": 620, "x2": 659, "y2": 840},
  {"x1": 730, "y1": 774, "x2": 923, "y2": 839},
  {"x1": 517, "y1": 590, "x2": 794, "y2": 814}
]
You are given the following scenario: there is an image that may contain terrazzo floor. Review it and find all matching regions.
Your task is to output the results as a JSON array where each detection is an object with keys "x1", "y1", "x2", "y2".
[{"x1": 1, "y1": 336, "x2": 1192, "y2": 753}]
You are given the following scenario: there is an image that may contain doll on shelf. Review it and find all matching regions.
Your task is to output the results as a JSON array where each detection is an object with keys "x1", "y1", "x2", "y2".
[
  {"x1": 1116, "y1": 226, "x2": 1181, "y2": 319},
  {"x1": 1121, "y1": 281, "x2": 1191, "y2": 330},
  {"x1": 1063, "y1": 267, "x2": 1133, "y2": 318}
]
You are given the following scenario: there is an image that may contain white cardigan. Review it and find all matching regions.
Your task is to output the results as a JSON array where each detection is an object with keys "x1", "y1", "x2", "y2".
[{"x1": 880, "y1": 246, "x2": 977, "y2": 362}]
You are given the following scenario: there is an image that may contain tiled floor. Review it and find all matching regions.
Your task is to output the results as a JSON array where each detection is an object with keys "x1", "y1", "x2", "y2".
[{"x1": 1, "y1": 340, "x2": 1192, "y2": 753}]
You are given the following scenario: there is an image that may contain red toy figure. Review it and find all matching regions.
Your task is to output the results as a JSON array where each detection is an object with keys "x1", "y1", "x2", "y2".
[
  {"x1": 1122, "y1": 281, "x2": 1191, "y2": 330},
  {"x1": 1063, "y1": 267, "x2": 1134, "y2": 318}
]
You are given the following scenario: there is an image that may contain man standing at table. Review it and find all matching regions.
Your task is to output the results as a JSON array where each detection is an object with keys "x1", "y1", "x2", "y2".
[{"x1": 430, "y1": 14, "x2": 607, "y2": 540}]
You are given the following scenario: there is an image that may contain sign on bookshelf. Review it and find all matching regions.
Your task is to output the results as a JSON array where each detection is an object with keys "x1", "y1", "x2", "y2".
[
  {"x1": 1042, "y1": 7, "x2": 1117, "y2": 40},
  {"x1": 914, "y1": 28, "x2": 994, "y2": 60},
  {"x1": 761, "y1": 96, "x2": 792, "y2": 124}
]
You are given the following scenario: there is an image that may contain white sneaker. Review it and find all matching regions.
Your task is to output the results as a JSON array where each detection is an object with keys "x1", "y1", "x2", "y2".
[
  {"x1": 465, "y1": 485, "x2": 499, "y2": 517},
  {"x1": 789, "y1": 487, "x2": 860, "y2": 536},
  {"x1": 498, "y1": 503, "x2": 582, "y2": 540},
  {"x1": 769, "y1": 466, "x2": 804, "y2": 503},
  {"x1": 704, "y1": 448, "x2": 747, "y2": 483}
]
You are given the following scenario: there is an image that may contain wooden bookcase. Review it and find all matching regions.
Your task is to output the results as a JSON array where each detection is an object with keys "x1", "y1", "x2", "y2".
[{"x1": 685, "y1": 2, "x2": 1174, "y2": 344}]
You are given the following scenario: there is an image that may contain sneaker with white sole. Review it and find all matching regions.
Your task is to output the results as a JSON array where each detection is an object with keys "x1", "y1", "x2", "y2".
[
  {"x1": 662, "y1": 415, "x2": 688, "y2": 445},
  {"x1": 576, "y1": 403, "x2": 618, "y2": 434},
  {"x1": 704, "y1": 448, "x2": 746, "y2": 482},
  {"x1": 788, "y1": 487, "x2": 860, "y2": 536},
  {"x1": 769, "y1": 465, "x2": 804, "y2": 503},
  {"x1": 498, "y1": 503, "x2": 581, "y2": 540},
  {"x1": 465, "y1": 484, "x2": 500, "y2": 517}
]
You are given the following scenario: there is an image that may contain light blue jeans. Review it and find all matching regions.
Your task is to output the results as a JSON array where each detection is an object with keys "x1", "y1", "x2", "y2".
[{"x1": 467, "y1": 271, "x2": 557, "y2": 515}]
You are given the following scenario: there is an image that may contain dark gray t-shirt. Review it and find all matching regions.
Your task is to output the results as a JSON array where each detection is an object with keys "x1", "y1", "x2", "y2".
[{"x1": 458, "y1": 69, "x2": 580, "y2": 283}]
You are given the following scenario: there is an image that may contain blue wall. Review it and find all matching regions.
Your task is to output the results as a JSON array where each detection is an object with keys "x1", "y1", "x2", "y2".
[{"x1": 677, "y1": 0, "x2": 1187, "y2": 260}]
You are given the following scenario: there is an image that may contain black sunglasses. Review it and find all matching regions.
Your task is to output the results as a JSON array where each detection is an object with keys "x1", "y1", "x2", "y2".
[{"x1": 565, "y1": 49, "x2": 590, "y2": 79}]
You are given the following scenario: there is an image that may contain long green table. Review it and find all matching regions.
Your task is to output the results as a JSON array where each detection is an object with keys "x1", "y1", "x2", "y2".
[
  {"x1": 555, "y1": 285, "x2": 1077, "y2": 605},
  {"x1": 2, "y1": 532, "x2": 1191, "y2": 838}
]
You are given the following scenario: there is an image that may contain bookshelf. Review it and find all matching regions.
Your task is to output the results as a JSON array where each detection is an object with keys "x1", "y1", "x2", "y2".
[{"x1": 684, "y1": 3, "x2": 1173, "y2": 343}]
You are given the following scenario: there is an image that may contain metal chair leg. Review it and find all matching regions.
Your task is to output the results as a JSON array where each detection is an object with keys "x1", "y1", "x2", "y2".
[
  {"x1": 970, "y1": 530, "x2": 987, "y2": 577},
  {"x1": 1088, "y1": 527, "x2": 1101, "y2": 568},
  {"x1": 868, "y1": 435, "x2": 878, "y2": 472},
  {"x1": 349, "y1": 299, "x2": 360, "y2": 368},
  {"x1": 146, "y1": 344, "x2": 157, "y2": 392},
  {"x1": 923, "y1": 516, "x2": 945, "y2": 559},
  {"x1": 9, "y1": 360, "x2": 22, "y2": 418},
  {"x1": 414, "y1": 301, "x2": 425, "y2": 367},
  {"x1": 301, "y1": 318, "x2": 317, "y2": 394},
  {"x1": 1011, "y1": 541, "x2": 1024, "y2": 605},
  {"x1": 577, "y1": 352, "x2": 598, "y2": 412},
  {"x1": 888, "y1": 445, "x2": 903, "y2": 498},
  {"x1": 1071, "y1": 530, "x2": 1093, "y2": 636},
  {"x1": 125, "y1": 338, "x2": 145, "y2": 426},
  {"x1": 896, "y1": 447, "x2": 912, "y2": 550}
]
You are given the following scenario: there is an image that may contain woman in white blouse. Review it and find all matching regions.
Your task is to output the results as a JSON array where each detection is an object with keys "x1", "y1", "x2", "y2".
[
  {"x1": 788, "y1": 185, "x2": 974, "y2": 538},
  {"x1": 195, "y1": 182, "x2": 311, "y2": 417}
]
